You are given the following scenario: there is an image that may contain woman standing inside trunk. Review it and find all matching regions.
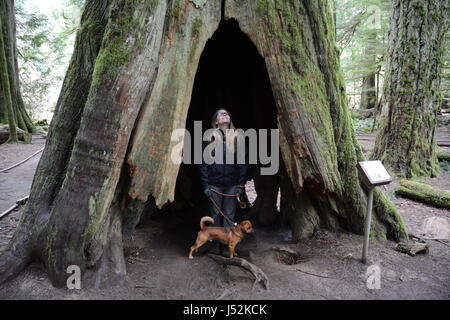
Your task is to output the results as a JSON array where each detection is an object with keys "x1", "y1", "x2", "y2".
[{"x1": 198, "y1": 108, "x2": 249, "y2": 254}]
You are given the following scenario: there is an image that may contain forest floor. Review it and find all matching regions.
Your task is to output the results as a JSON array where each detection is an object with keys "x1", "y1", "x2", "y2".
[{"x1": 0, "y1": 131, "x2": 449, "y2": 300}]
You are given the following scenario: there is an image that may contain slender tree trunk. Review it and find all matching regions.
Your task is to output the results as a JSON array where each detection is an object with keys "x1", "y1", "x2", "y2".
[
  {"x1": 360, "y1": 29, "x2": 378, "y2": 110},
  {"x1": 0, "y1": 0, "x2": 408, "y2": 288},
  {"x1": 360, "y1": 74, "x2": 376, "y2": 109},
  {"x1": 0, "y1": 12, "x2": 16, "y2": 141},
  {"x1": 372, "y1": 0, "x2": 449, "y2": 178},
  {"x1": 0, "y1": 0, "x2": 35, "y2": 139}
]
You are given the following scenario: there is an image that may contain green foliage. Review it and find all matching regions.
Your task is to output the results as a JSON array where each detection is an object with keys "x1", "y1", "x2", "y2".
[
  {"x1": 385, "y1": 188, "x2": 396, "y2": 201},
  {"x1": 440, "y1": 160, "x2": 450, "y2": 171},
  {"x1": 336, "y1": 0, "x2": 449, "y2": 110},
  {"x1": 438, "y1": 152, "x2": 450, "y2": 172},
  {"x1": 335, "y1": 0, "x2": 391, "y2": 107},
  {"x1": 15, "y1": 0, "x2": 84, "y2": 120},
  {"x1": 34, "y1": 119, "x2": 48, "y2": 126},
  {"x1": 34, "y1": 122, "x2": 49, "y2": 133},
  {"x1": 351, "y1": 117, "x2": 373, "y2": 134}
]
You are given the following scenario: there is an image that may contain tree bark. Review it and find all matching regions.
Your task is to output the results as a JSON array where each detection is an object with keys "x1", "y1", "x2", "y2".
[
  {"x1": 360, "y1": 29, "x2": 378, "y2": 110},
  {"x1": 372, "y1": 0, "x2": 449, "y2": 178},
  {"x1": 0, "y1": 0, "x2": 114, "y2": 286},
  {"x1": 0, "y1": 0, "x2": 408, "y2": 288},
  {"x1": 0, "y1": 0, "x2": 35, "y2": 136},
  {"x1": 360, "y1": 74, "x2": 376, "y2": 110},
  {"x1": 0, "y1": 10, "x2": 17, "y2": 142}
]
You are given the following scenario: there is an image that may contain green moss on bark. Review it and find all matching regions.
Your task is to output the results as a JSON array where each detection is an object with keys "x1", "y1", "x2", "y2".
[
  {"x1": 191, "y1": 17, "x2": 202, "y2": 38},
  {"x1": 372, "y1": 0, "x2": 446, "y2": 180},
  {"x1": 254, "y1": 0, "x2": 408, "y2": 240},
  {"x1": 0, "y1": 14, "x2": 17, "y2": 143},
  {"x1": 91, "y1": 0, "x2": 158, "y2": 88}
]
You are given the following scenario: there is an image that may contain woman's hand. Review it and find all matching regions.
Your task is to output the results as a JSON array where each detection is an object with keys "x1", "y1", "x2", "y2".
[
  {"x1": 235, "y1": 186, "x2": 244, "y2": 197},
  {"x1": 204, "y1": 186, "x2": 212, "y2": 197}
]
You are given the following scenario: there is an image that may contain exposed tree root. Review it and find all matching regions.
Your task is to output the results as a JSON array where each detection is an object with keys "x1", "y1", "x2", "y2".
[
  {"x1": 207, "y1": 254, "x2": 269, "y2": 290},
  {"x1": 0, "y1": 232, "x2": 32, "y2": 285}
]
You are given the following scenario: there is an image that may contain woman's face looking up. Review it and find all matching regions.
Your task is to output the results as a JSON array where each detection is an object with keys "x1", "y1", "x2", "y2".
[{"x1": 216, "y1": 110, "x2": 230, "y2": 126}]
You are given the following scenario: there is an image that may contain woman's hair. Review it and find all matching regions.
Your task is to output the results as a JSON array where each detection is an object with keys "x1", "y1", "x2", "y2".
[{"x1": 208, "y1": 108, "x2": 241, "y2": 153}]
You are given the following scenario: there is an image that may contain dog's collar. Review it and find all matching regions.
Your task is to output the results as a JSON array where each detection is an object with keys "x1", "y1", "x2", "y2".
[{"x1": 230, "y1": 227, "x2": 243, "y2": 238}]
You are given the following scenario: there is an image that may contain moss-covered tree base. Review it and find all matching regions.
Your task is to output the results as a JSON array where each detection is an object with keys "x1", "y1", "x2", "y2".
[
  {"x1": 372, "y1": 0, "x2": 448, "y2": 179},
  {"x1": 0, "y1": 0, "x2": 35, "y2": 139}
]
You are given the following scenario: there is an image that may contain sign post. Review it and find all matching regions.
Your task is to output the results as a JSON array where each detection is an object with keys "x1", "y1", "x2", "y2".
[
  {"x1": 356, "y1": 160, "x2": 392, "y2": 264},
  {"x1": 362, "y1": 187, "x2": 374, "y2": 264}
]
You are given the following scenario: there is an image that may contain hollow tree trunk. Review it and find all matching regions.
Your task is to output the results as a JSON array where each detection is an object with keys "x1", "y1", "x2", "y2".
[
  {"x1": 0, "y1": 0, "x2": 35, "y2": 137},
  {"x1": 372, "y1": 0, "x2": 449, "y2": 178},
  {"x1": 251, "y1": 167, "x2": 280, "y2": 226},
  {"x1": 0, "y1": 0, "x2": 407, "y2": 288}
]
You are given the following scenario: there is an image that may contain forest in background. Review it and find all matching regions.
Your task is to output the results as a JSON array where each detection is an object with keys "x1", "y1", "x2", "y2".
[
  {"x1": 8, "y1": 0, "x2": 448, "y2": 124},
  {"x1": 13, "y1": 0, "x2": 82, "y2": 121}
]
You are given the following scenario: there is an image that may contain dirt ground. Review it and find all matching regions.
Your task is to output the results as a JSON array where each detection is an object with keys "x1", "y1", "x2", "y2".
[{"x1": 0, "y1": 134, "x2": 448, "y2": 300}]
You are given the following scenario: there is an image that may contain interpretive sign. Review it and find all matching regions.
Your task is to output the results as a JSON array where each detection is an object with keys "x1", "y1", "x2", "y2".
[{"x1": 357, "y1": 161, "x2": 392, "y2": 187}]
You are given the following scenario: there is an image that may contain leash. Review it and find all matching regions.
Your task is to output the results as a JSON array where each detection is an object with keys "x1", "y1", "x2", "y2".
[
  {"x1": 208, "y1": 196, "x2": 237, "y2": 226},
  {"x1": 210, "y1": 186, "x2": 247, "y2": 209},
  {"x1": 208, "y1": 186, "x2": 247, "y2": 227}
]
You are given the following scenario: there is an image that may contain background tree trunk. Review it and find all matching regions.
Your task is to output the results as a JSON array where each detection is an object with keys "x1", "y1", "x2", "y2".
[
  {"x1": 0, "y1": 0, "x2": 408, "y2": 288},
  {"x1": 0, "y1": 0, "x2": 35, "y2": 138},
  {"x1": 360, "y1": 74, "x2": 376, "y2": 110},
  {"x1": 372, "y1": 0, "x2": 449, "y2": 178},
  {"x1": 0, "y1": 11, "x2": 17, "y2": 142},
  {"x1": 360, "y1": 29, "x2": 378, "y2": 110}
]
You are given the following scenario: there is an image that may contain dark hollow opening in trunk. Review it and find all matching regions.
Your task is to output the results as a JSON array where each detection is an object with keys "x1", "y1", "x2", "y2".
[{"x1": 160, "y1": 18, "x2": 281, "y2": 239}]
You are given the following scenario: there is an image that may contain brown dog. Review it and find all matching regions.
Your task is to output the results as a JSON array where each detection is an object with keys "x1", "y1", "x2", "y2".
[{"x1": 188, "y1": 216, "x2": 254, "y2": 259}]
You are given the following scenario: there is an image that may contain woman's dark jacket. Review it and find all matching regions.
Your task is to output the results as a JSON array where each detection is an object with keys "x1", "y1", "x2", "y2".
[{"x1": 198, "y1": 130, "x2": 249, "y2": 190}]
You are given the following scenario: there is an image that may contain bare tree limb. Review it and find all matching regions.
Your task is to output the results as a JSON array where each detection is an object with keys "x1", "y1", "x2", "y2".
[{"x1": 207, "y1": 254, "x2": 269, "y2": 290}]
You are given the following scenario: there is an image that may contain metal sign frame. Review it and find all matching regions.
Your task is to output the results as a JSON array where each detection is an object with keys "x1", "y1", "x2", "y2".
[{"x1": 357, "y1": 160, "x2": 392, "y2": 187}]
